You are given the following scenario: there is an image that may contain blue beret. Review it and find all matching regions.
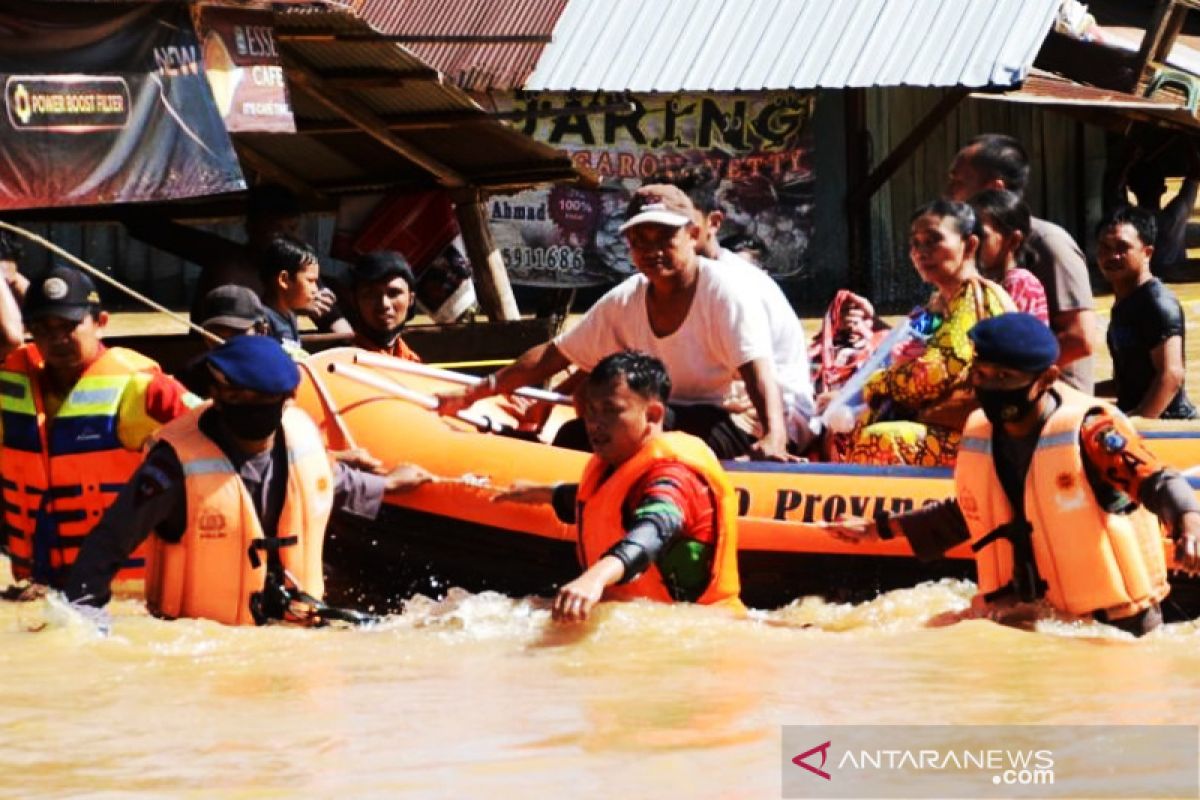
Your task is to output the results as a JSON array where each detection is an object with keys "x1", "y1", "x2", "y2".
[
  {"x1": 205, "y1": 335, "x2": 299, "y2": 394},
  {"x1": 968, "y1": 313, "x2": 1060, "y2": 374}
]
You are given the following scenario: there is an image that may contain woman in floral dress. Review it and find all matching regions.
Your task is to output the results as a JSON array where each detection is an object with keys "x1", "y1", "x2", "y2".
[{"x1": 835, "y1": 200, "x2": 1014, "y2": 466}]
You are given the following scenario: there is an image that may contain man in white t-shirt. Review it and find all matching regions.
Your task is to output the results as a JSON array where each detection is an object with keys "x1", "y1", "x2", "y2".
[
  {"x1": 436, "y1": 185, "x2": 792, "y2": 460},
  {"x1": 651, "y1": 169, "x2": 815, "y2": 450}
]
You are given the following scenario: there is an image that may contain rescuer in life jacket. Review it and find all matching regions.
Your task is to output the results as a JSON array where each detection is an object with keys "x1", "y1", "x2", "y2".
[
  {"x1": 495, "y1": 349, "x2": 743, "y2": 622},
  {"x1": 828, "y1": 313, "x2": 1200, "y2": 636},
  {"x1": 65, "y1": 335, "x2": 433, "y2": 626},
  {"x1": 1, "y1": 265, "x2": 196, "y2": 598}
]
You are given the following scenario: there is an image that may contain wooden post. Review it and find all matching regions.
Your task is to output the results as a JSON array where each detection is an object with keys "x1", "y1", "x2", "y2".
[
  {"x1": 453, "y1": 189, "x2": 520, "y2": 322},
  {"x1": 847, "y1": 89, "x2": 967, "y2": 209},
  {"x1": 844, "y1": 89, "x2": 872, "y2": 296}
]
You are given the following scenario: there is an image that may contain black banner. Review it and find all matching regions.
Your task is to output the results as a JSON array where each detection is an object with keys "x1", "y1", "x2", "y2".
[{"x1": 0, "y1": 2, "x2": 245, "y2": 210}]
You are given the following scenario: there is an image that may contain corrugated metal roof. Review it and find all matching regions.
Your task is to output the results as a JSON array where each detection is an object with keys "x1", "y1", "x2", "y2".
[
  {"x1": 254, "y1": 3, "x2": 583, "y2": 193},
  {"x1": 527, "y1": 0, "x2": 1064, "y2": 92},
  {"x1": 357, "y1": 0, "x2": 568, "y2": 91}
]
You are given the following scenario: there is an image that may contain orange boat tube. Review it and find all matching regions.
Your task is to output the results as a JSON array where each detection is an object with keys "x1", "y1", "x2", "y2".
[{"x1": 296, "y1": 348, "x2": 1200, "y2": 611}]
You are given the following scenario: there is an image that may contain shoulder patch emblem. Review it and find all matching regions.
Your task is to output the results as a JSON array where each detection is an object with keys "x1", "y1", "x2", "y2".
[
  {"x1": 197, "y1": 508, "x2": 227, "y2": 538},
  {"x1": 1100, "y1": 428, "x2": 1127, "y2": 454},
  {"x1": 42, "y1": 277, "x2": 68, "y2": 300}
]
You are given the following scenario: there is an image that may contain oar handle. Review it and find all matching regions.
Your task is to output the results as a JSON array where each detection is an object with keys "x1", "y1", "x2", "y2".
[
  {"x1": 328, "y1": 362, "x2": 503, "y2": 433},
  {"x1": 299, "y1": 361, "x2": 359, "y2": 450},
  {"x1": 353, "y1": 351, "x2": 572, "y2": 406}
]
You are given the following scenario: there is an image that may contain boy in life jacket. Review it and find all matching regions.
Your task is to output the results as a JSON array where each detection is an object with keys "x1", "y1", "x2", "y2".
[
  {"x1": 1, "y1": 266, "x2": 196, "y2": 597},
  {"x1": 829, "y1": 313, "x2": 1200, "y2": 636},
  {"x1": 65, "y1": 336, "x2": 433, "y2": 626},
  {"x1": 496, "y1": 350, "x2": 743, "y2": 622}
]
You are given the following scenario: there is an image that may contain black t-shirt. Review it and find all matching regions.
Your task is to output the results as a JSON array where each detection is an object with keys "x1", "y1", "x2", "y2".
[{"x1": 1107, "y1": 278, "x2": 1196, "y2": 419}]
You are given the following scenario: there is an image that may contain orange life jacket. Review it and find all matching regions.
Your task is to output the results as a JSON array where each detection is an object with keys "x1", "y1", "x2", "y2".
[
  {"x1": 144, "y1": 403, "x2": 334, "y2": 626},
  {"x1": 955, "y1": 383, "x2": 1170, "y2": 620},
  {"x1": 352, "y1": 330, "x2": 421, "y2": 362},
  {"x1": 0, "y1": 345, "x2": 162, "y2": 586},
  {"x1": 576, "y1": 431, "x2": 743, "y2": 610}
]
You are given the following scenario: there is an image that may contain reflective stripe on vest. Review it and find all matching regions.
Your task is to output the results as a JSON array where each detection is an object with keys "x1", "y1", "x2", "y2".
[
  {"x1": 576, "y1": 432, "x2": 743, "y2": 610},
  {"x1": 955, "y1": 383, "x2": 1170, "y2": 620},
  {"x1": 145, "y1": 403, "x2": 334, "y2": 626},
  {"x1": 0, "y1": 346, "x2": 161, "y2": 585}
]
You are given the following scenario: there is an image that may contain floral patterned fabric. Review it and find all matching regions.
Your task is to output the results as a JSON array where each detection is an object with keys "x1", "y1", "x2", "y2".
[
  {"x1": 833, "y1": 278, "x2": 1014, "y2": 466},
  {"x1": 1000, "y1": 267, "x2": 1049, "y2": 324}
]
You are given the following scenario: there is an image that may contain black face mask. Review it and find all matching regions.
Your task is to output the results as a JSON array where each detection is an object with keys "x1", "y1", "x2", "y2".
[
  {"x1": 219, "y1": 399, "x2": 286, "y2": 440},
  {"x1": 976, "y1": 383, "x2": 1039, "y2": 425}
]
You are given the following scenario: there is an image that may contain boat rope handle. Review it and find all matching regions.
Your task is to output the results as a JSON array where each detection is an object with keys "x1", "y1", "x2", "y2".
[
  {"x1": 299, "y1": 360, "x2": 359, "y2": 450},
  {"x1": 353, "y1": 351, "x2": 572, "y2": 406},
  {"x1": 328, "y1": 361, "x2": 504, "y2": 433},
  {"x1": 0, "y1": 221, "x2": 223, "y2": 346}
]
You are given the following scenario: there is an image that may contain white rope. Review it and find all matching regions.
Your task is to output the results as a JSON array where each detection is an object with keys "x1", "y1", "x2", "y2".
[
  {"x1": 0, "y1": 220, "x2": 223, "y2": 345},
  {"x1": 353, "y1": 351, "x2": 572, "y2": 405}
]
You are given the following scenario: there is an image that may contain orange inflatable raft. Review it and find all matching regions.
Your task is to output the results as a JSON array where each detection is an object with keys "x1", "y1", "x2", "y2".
[{"x1": 296, "y1": 348, "x2": 1200, "y2": 613}]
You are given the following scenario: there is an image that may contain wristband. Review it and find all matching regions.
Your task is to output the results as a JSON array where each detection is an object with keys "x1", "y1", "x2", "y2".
[{"x1": 873, "y1": 510, "x2": 895, "y2": 540}]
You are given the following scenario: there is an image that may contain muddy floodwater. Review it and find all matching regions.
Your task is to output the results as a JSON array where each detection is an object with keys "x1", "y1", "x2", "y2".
[{"x1": 2, "y1": 570, "x2": 1198, "y2": 798}]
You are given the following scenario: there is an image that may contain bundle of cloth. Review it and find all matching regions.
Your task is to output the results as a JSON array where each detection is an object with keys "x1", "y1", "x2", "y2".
[{"x1": 808, "y1": 289, "x2": 888, "y2": 395}]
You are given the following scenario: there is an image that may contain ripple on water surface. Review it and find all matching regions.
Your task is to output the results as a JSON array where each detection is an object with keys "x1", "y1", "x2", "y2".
[{"x1": 0, "y1": 581, "x2": 1197, "y2": 797}]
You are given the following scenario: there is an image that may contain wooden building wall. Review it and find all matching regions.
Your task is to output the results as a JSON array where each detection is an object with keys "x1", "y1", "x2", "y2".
[
  {"x1": 12, "y1": 217, "x2": 334, "y2": 312},
  {"x1": 861, "y1": 87, "x2": 1107, "y2": 309}
]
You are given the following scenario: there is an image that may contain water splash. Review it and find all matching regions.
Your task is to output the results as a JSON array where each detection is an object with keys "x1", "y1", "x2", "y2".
[{"x1": 762, "y1": 578, "x2": 975, "y2": 633}]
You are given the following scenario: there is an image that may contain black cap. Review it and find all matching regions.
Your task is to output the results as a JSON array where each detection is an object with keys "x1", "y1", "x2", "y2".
[
  {"x1": 23, "y1": 265, "x2": 101, "y2": 322},
  {"x1": 198, "y1": 285, "x2": 266, "y2": 331},
  {"x1": 352, "y1": 250, "x2": 415, "y2": 289}
]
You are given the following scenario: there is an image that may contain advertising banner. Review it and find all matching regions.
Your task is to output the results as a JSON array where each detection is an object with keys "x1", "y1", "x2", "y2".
[
  {"x1": 490, "y1": 90, "x2": 815, "y2": 286},
  {"x1": 199, "y1": 7, "x2": 295, "y2": 134},
  {"x1": 0, "y1": 2, "x2": 245, "y2": 210}
]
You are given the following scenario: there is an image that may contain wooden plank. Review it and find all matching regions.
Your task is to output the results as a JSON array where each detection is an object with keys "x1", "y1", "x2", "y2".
[
  {"x1": 848, "y1": 89, "x2": 967, "y2": 210},
  {"x1": 50, "y1": 223, "x2": 83, "y2": 270},
  {"x1": 233, "y1": 141, "x2": 325, "y2": 203},
  {"x1": 117, "y1": 223, "x2": 152, "y2": 299},
  {"x1": 868, "y1": 89, "x2": 897, "y2": 303},
  {"x1": 83, "y1": 223, "x2": 118, "y2": 305},
  {"x1": 1132, "y1": 0, "x2": 1184, "y2": 93},
  {"x1": 888, "y1": 88, "x2": 917, "y2": 267},
  {"x1": 845, "y1": 88, "x2": 872, "y2": 296},
  {"x1": 452, "y1": 191, "x2": 520, "y2": 322},
  {"x1": 23, "y1": 222, "x2": 51, "y2": 274},
  {"x1": 323, "y1": 73, "x2": 441, "y2": 90},
  {"x1": 283, "y1": 56, "x2": 468, "y2": 189}
]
